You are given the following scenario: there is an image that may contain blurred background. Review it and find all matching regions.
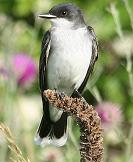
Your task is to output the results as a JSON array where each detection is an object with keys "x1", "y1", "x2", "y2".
[{"x1": 0, "y1": 0, "x2": 133, "y2": 162}]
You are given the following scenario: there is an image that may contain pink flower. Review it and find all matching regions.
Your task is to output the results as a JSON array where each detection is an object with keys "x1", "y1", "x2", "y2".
[
  {"x1": 12, "y1": 53, "x2": 37, "y2": 87},
  {"x1": 43, "y1": 147, "x2": 62, "y2": 162},
  {"x1": 95, "y1": 102, "x2": 122, "y2": 129}
]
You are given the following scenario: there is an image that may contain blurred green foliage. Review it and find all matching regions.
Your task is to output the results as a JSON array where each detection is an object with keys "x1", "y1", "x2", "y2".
[{"x1": 0, "y1": 0, "x2": 133, "y2": 162}]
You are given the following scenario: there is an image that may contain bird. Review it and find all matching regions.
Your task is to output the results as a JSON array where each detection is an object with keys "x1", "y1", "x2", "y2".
[{"x1": 35, "y1": 3, "x2": 98, "y2": 147}]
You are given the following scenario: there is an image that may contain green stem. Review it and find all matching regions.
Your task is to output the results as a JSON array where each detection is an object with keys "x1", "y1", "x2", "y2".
[
  {"x1": 108, "y1": 3, "x2": 133, "y2": 161},
  {"x1": 123, "y1": 0, "x2": 133, "y2": 30}
]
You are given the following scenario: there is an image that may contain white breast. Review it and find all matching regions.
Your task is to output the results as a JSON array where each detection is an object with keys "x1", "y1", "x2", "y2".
[{"x1": 47, "y1": 27, "x2": 92, "y2": 95}]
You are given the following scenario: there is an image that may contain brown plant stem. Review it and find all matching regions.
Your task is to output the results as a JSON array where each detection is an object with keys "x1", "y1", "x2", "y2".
[{"x1": 44, "y1": 89, "x2": 104, "y2": 162}]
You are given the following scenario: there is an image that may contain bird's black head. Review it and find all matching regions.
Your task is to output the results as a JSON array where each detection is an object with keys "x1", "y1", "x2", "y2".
[
  {"x1": 39, "y1": 3, "x2": 85, "y2": 29},
  {"x1": 49, "y1": 3, "x2": 82, "y2": 21}
]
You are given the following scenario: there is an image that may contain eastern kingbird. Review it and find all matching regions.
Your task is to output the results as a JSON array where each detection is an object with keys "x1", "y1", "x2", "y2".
[{"x1": 35, "y1": 3, "x2": 98, "y2": 147}]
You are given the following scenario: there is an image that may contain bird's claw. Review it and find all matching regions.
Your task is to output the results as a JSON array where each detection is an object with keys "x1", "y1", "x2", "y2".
[
  {"x1": 55, "y1": 90, "x2": 66, "y2": 100},
  {"x1": 72, "y1": 89, "x2": 88, "y2": 109}
]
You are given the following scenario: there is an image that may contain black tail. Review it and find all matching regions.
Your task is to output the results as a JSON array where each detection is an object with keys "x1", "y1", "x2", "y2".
[{"x1": 35, "y1": 110, "x2": 68, "y2": 147}]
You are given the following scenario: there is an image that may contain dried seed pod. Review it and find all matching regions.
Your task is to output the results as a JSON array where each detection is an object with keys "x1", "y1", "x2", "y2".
[{"x1": 44, "y1": 89, "x2": 104, "y2": 162}]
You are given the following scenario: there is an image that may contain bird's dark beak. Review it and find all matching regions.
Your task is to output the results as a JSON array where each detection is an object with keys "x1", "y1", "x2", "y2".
[{"x1": 38, "y1": 13, "x2": 57, "y2": 19}]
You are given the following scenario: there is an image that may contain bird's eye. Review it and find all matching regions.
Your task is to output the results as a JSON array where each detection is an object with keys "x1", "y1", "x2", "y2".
[{"x1": 61, "y1": 11, "x2": 67, "y2": 17}]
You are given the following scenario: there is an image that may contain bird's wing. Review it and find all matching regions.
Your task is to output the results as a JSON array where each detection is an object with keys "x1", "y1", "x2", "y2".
[
  {"x1": 39, "y1": 31, "x2": 51, "y2": 93},
  {"x1": 38, "y1": 31, "x2": 68, "y2": 143},
  {"x1": 78, "y1": 26, "x2": 99, "y2": 93}
]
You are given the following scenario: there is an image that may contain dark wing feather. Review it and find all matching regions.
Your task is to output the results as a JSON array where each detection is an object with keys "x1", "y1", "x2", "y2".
[
  {"x1": 39, "y1": 31, "x2": 51, "y2": 115},
  {"x1": 39, "y1": 31, "x2": 51, "y2": 93},
  {"x1": 78, "y1": 26, "x2": 98, "y2": 93},
  {"x1": 38, "y1": 31, "x2": 68, "y2": 139}
]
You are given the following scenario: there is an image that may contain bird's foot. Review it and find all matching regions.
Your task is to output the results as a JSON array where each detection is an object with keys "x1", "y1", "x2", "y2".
[
  {"x1": 72, "y1": 90, "x2": 88, "y2": 109},
  {"x1": 72, "y1": 89, "x2": 82, "y2": 98},
  {"x1": 54, "y1": 89, "x2": 66, "y2": 100}
]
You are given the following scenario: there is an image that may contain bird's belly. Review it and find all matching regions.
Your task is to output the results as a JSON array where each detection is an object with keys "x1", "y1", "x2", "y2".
[
  {"x1": 47, "y1": 58, "x2": 75, "y2": 95},
  {"x1": 47, "y1": 51, "x2": 91, "y2": 95},
  {"x1": 47, "y1": 28, "x2": 92, "y2": 95}
]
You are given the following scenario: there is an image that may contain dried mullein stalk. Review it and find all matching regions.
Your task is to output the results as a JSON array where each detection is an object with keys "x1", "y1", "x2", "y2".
[
  {"x1": 0, "y1": 123, "x2": 30, "y2": 162},
  {"x1": 44, "y1": 89, "x2": 104, "y2": 162}
]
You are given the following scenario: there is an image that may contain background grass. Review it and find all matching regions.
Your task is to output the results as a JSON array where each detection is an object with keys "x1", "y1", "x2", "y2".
[{"x1": 0, "y1": 0, "x2": 133, "y2": 162}]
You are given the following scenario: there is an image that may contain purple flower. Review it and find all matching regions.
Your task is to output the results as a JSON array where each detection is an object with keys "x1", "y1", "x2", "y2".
[
  {"x1": 12, "y1": 53, "x2": 37, "y2": 87},
  {"x1": 95, "y1": 102, "x2": 122, "y2": 130}
]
